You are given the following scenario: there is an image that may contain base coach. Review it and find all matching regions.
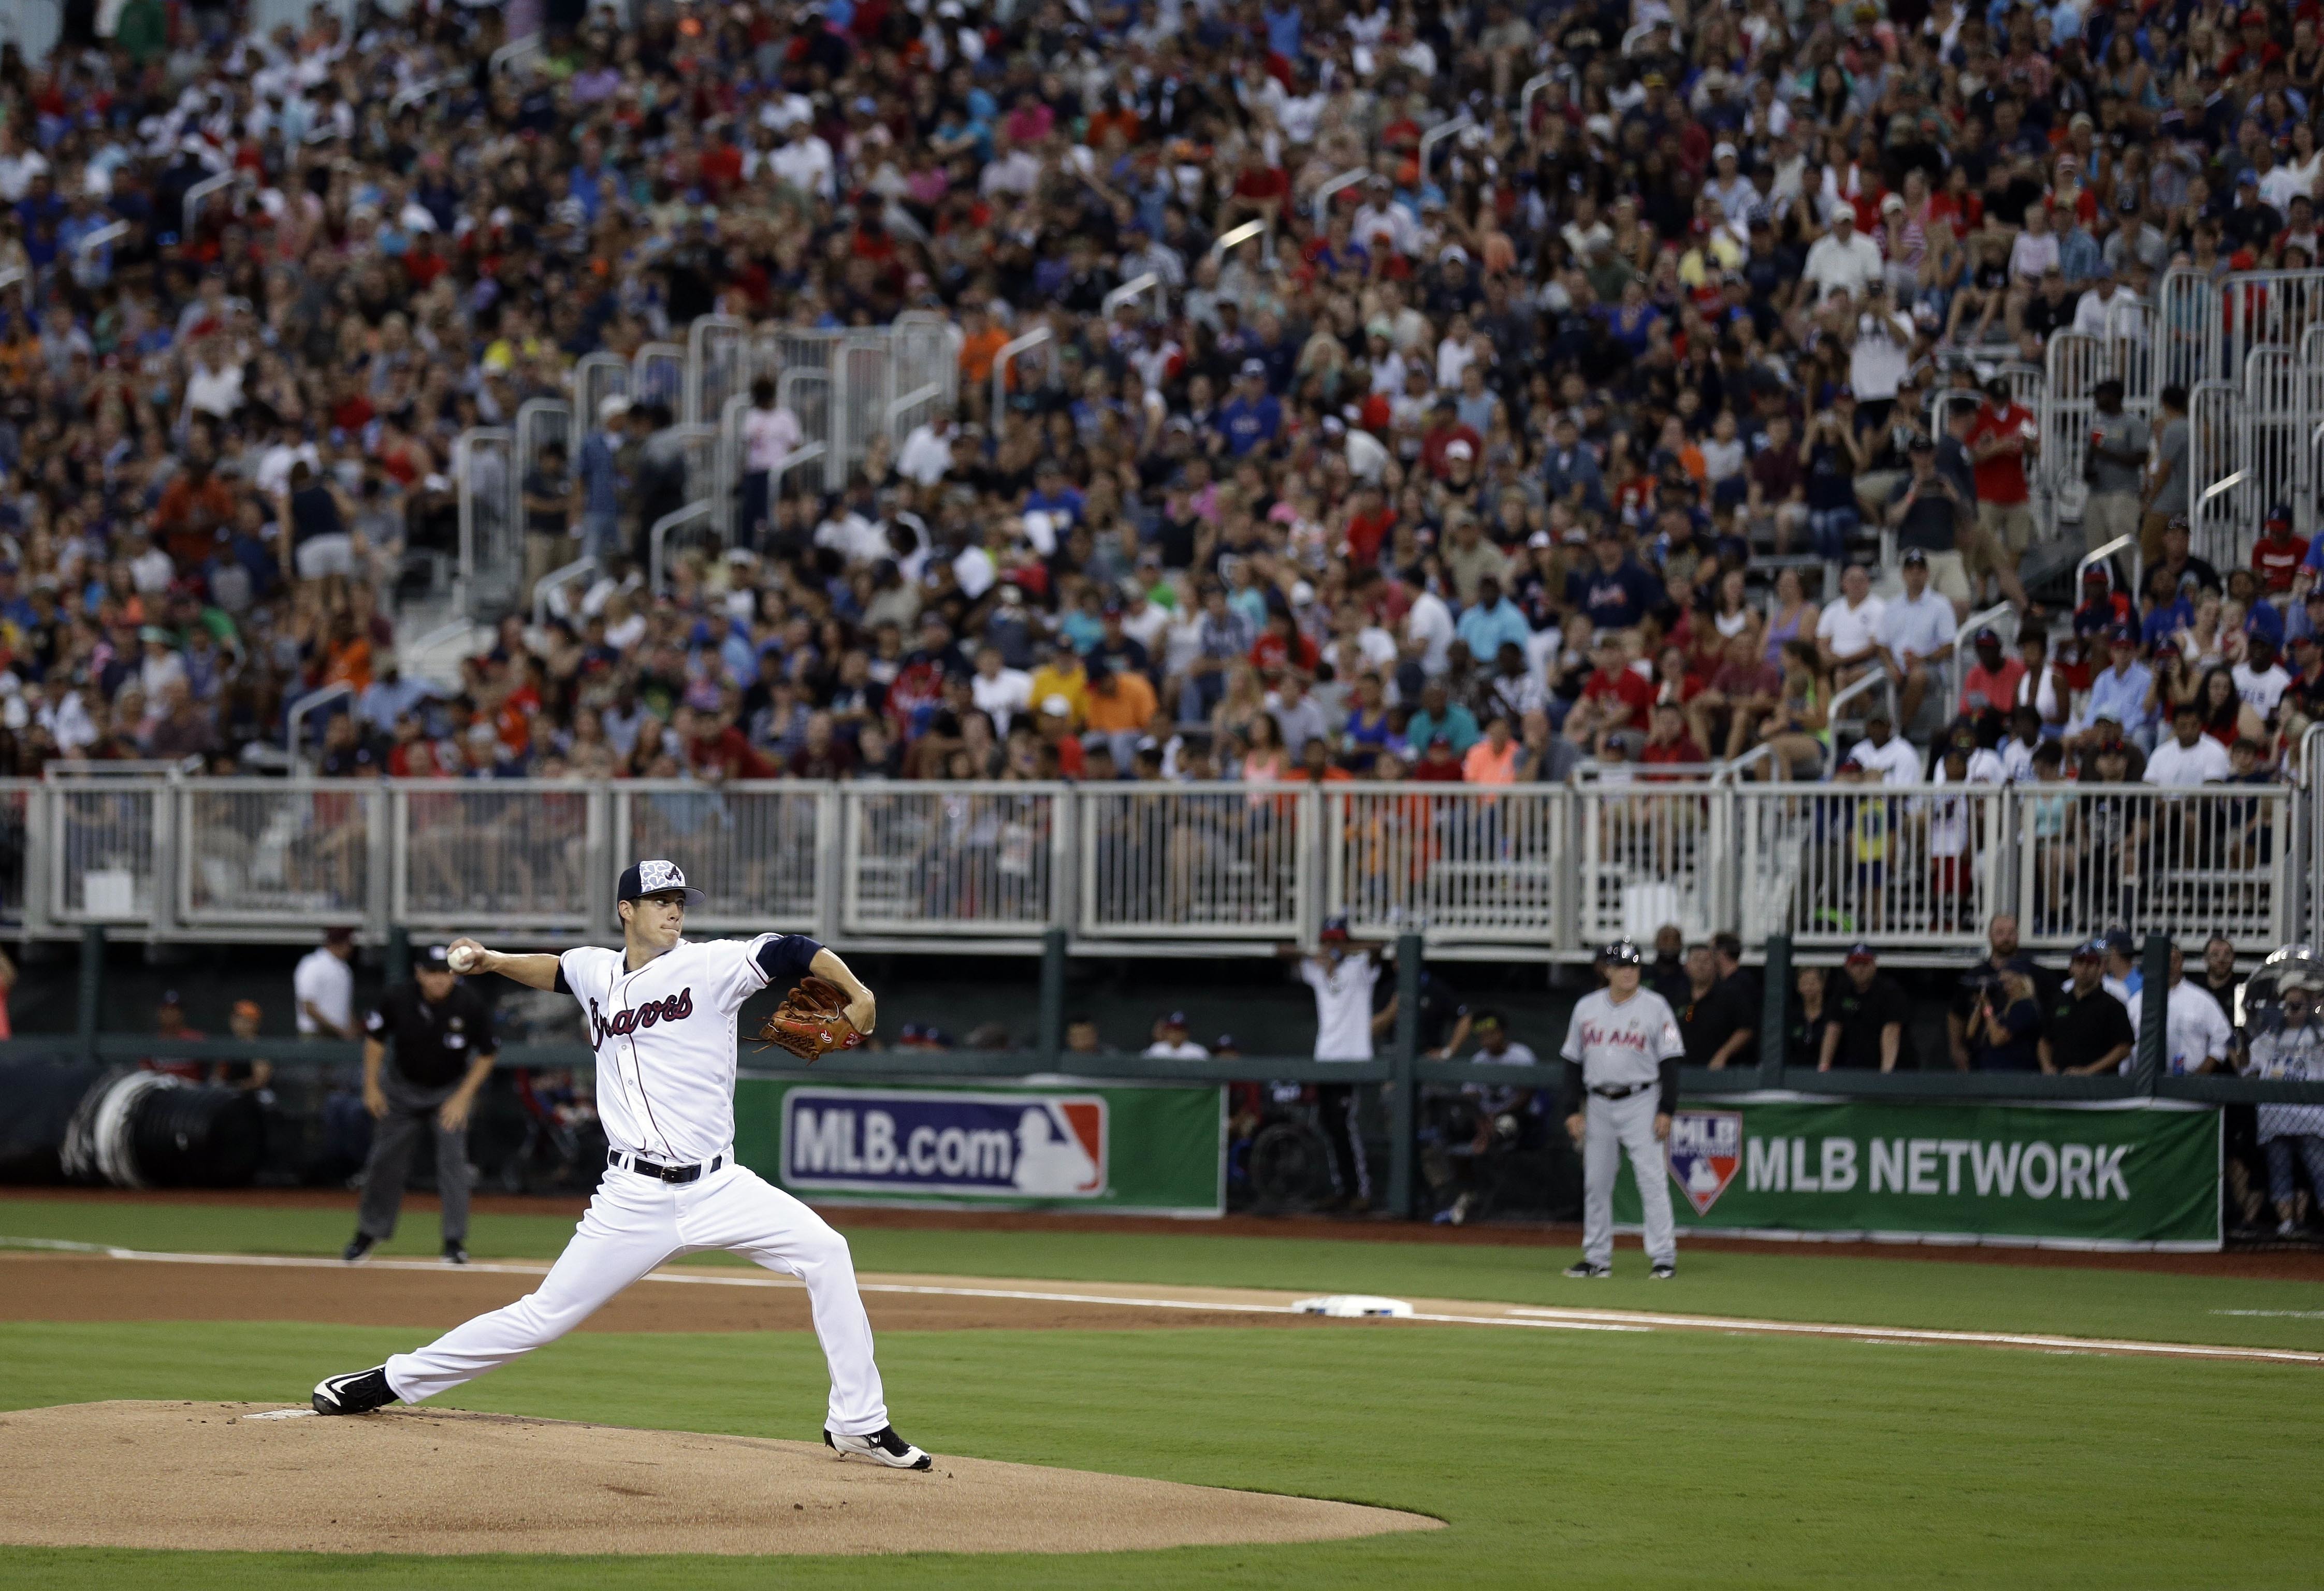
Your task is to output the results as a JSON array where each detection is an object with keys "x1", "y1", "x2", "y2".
[{"x1": 344, "y1": 943, "x2": 498, "y2": 1265}]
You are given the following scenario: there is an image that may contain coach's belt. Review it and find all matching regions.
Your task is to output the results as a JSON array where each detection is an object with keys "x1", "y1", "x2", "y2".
[
  {"x1": 608, "y1": 1149, "x2": 725, "y2": 1183},
  {"x1": 1588, "y1": 1083, "x2": 1650, "y2": 1101}
]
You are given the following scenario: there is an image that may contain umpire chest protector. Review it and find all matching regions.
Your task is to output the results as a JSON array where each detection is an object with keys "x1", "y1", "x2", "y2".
[{"x1": 367, "y1": 983, "x2": 493, "y2": 1090}]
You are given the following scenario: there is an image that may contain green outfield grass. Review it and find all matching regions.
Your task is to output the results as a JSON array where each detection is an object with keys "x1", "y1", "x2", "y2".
[
  {"x1": 0, "y1": 1319, "x2": 2314, "y2": 1590},
  {"x1": 4, "y1": 1194, "x2": 2323, "y2": 1351}
]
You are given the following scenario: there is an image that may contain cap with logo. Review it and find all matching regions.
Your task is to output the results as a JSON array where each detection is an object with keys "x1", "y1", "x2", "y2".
[
  {"x1": 618, "y1": 859, "x2": 706, "y2": 907},
  {"x1": 1845, "y1": 942, "x2": 1877, "y2": 964},
  {"x1": 1596, "y1": 939, "x2": 1643, "y2": 967},
  {"x1": 418, "y1": 944, "x2": 454, "y2": 970}
]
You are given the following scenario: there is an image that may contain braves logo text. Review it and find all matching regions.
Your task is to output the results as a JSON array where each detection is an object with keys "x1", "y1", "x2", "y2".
[{"x1": 589, "y1": 988, "x2": 694, "y2": 1048}]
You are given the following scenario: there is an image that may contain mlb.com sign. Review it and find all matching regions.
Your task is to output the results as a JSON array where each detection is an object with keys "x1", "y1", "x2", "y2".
[
  {"x1": 1626, "y1": 1097, "x2": 2222, "y2": 1247},
  {"x1": 782, "y1": 1088, "x2": 1108, "y2": 1199}
]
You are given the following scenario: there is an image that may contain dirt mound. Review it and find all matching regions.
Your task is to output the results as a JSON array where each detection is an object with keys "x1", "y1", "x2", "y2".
[{"x1": 0, "y1": 1401, "x2": 1440, "y2": 1557}]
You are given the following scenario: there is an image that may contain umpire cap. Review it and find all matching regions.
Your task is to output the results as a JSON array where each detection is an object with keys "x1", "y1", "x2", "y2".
[
  {"x1": 618, "y1": 859, "x2": 707, "y2": 907},
  {"x1": 1596, "y1": 940, "x2": 1643, "y2": 967}
]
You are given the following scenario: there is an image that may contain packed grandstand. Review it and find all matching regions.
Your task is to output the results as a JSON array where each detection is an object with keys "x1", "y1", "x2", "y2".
[{"x1": 2, "y1": 0, "x2": 2322, "y2": 958}]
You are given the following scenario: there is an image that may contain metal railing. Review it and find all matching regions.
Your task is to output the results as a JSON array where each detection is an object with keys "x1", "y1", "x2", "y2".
[
  {"x1": 1310, "y1": 170, "x2": 1368, "y2": 228},
  {"x1": 1102, "y1": 272, "x2": 1165, "y2": 323},
  {"x1": 1949, "y1": 602, "x2": 2017, "y2": 719},
  {"x1": 284, "y1": 682, "x2": 355, "y2": 776},
  {"x1": 632, "y1": 342, "x2": 686, "y2": 413},
  {"x1": 0, "y1": 775, "x2": 2313, "y2": 961},
  {"x1": 647, "y1": 500, "x2": 716, "y2": 595},
  {"x1": 452, "y1": 427, "x2": 515, "y2": 619},
  {"x1": 991, "y1": 326, "x2": 1053, "y2": 422},
  {"x1": 181, "y1": 171, "x2": 233, "y2": 239},
  {"x1": 1418, "y1": 113, "x2": 1475, "y2": 181},
  {"x1": 533, "y1": 556, "x2": 598, "y2": 628}
]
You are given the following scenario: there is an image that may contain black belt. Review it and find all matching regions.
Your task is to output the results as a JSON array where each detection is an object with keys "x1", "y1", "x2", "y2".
[
  {"x1": 607, "y1": 1149, "x2": 725, "y2": 1183},
  {"x1": 1589, "y1": 1083, "x2": 1651, "y2": 1101}
]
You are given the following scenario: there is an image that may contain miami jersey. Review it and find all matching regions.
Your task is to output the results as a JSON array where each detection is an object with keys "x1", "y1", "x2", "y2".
[{"x1": 1560, "y1": 988, "x2": 1686, "y2": 1090}]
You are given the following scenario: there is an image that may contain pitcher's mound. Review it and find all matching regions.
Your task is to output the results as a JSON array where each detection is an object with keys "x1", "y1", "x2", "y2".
[{"x1": 0, "y1": 1401, "x2": 1440, "y2": 1557}]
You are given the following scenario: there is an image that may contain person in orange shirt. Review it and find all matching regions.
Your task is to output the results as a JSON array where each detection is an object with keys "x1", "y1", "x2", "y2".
[
  {"x1": 1082, "y1": 658, "x2": 1156, "y2": 764},
  {"x1": 1461, "y1": 712, "x2": 1522, "y2": 784},
  {"x1": 956, "y1": 301, "x2": 1011, "y2": 388}
]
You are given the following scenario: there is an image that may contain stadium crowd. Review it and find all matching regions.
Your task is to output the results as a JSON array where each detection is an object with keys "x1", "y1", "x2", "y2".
[{"x1": 5, "y1": 0, "x2": 2324, "y2": 801}]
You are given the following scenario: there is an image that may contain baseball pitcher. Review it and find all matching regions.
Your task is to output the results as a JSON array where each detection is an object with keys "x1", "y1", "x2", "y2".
[
  {"x1": 311, "y1": 859, "x2": 932, "y2": 1470},
  {"x1": 1560, "y1": 941, "x2": 1685, "y2": 1280}
]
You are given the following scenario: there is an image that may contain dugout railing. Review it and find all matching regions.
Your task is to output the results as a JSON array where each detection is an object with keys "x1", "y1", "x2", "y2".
[
  {"x1": 17, "y1": 929, "x2": 2324, "y2": 1223},
  {"x1": 2, "y1": 776, "x2": 2312, "y2": 966}
]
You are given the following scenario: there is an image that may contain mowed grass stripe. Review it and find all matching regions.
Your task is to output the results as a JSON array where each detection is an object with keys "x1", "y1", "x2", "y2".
[
  {"x1": 0, "y1": 1321, "x2": 2313, "y2": 1590},
  {"x1": 5, "y1": 1195, "x2": 2323, "y2": 1352}
]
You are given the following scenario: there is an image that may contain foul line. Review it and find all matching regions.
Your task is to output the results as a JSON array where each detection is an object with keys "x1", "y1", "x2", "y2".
[{"x1": 5, "y1": 1238, "x2": 2318, "y2": 1365}]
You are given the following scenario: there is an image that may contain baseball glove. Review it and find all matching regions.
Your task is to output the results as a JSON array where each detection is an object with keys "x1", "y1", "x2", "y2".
[{"x1": 755, "y1": 976, "x2": 865, "y2": 1063}]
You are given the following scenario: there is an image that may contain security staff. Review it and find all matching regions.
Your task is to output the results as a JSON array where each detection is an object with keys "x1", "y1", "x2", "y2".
[
  {"x1": 344, "y1": 944, "x2": 498, "y2": 1265},
  {"x1": 1560, "y1": 942, "x2": 1686, "y2": 1280}
]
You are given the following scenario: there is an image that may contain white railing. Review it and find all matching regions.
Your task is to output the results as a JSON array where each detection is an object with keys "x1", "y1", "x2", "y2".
[
  {"x1": 1310, "y1": 170, "x2": 1368, "y2": 228},
  {"x1": 452, "y1": 427, "x2": 515, "y2": 617},
  {"x1": 632, "y1": 342, "x2": 686, "y2": 413},
  {"x1": 648, "y1": 499, "x2": 716, "y2": 594},
  {"x1": 685, "y1": 313, "x2": 748, "y2": 426},
  {"x1": 991, "y1": 326, "x2": 1052, "y2": 423},
  {"x1": 181, "y1": 171, "x2": 233, "y2": 239},
  {"x1": 7, "y1": 774, "x2": 2314, "y2": 954}
]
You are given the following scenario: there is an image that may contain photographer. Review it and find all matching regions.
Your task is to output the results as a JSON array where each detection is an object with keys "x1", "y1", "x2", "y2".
[
  {"x1": 1965, "y1": 966, "x2": 2044, "y2": 1072},
  {"x1": 1799, "y1": 400, "x2": 1867, "y2": 561},
  {"x1": 1885, "y1": 437, "x2": 1972, "y2": 616}
]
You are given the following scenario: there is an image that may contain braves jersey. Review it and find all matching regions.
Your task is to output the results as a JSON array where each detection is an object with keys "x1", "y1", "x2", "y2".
[
  {"x1": 1560, "y1": 988, "x2": 1686, "y2": 1089},
  {"x1": 557, "y1": 933, "x2": 819, "y2": 1164}
]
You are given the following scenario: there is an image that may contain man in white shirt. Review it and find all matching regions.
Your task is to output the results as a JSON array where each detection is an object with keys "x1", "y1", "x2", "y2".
[
  {"x1": 968, "y1": 645, "x2": 1033, "y2": 734},
  {"x1": 294, "y1": 926, "x2": 358, "y2": 1038},
  {"x1": 1848, "y1": 286, "x2": 1913, "y2": 406},
  {"x1": 2070, "y1": 266, "x2": 2144, "y2": 340},
  {"x1": 1873, "y1": 551, "x2": 1956, "y2": 730},
  {"x1": 1815, "y1": 562, "x2": 1886, "y2": 681},
  {"x1": 1295, "y1": 920, "x2": 1389, "y2": 1210},
  {"x1": 2126, "y1": 945, "x2": 2234, "y2": 1076},
  {"x1": 895, "y1": 413, "x2": 955, "y2": 487},
  {"x1": 1403, "y1": 582, "x2": 1456, "y2": 677},
  {"x1": 2143, "y1": 702, "x2": 2231, "y2": 786},
  {"x1": 2232, "y1": 634, "x2": 2290, "y2": 720},
  {"x1": 1844, "y1": 709, "x2": 1927, "y2": 784},
  {"x1": 1141, "y1": 1011, "x2": 1210, "y2": 1060},
  {"x1": 1802, "y1": 208, "x2": 1884, "y2": 303},
  {"x1": 767, "y1": 119, "x2": 835, "y2": 200}
]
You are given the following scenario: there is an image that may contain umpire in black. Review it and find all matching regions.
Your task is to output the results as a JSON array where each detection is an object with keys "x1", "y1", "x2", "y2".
[{"x1": 343, "y1": 944, "x2": 497, "y2": 1266}]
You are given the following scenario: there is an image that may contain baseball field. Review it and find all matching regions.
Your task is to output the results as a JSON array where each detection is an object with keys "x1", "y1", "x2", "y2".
[{"x1": 2, "y1": 1192, "x2": 2318, "y2": 1588}]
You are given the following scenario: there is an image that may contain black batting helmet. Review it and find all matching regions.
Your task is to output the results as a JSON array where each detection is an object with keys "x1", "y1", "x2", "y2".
[{"x1": 1596, "y1": 940, "x2": 1643, "y2": 967}]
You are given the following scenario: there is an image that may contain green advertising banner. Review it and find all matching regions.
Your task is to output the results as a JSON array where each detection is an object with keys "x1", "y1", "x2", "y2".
[
  {"x1": 1610, "y1": 1093, "x2": 2221, "y2": 1250},
  {"x1": 734, "y1": 1076, "x2": 1224, "y2": 1216}
]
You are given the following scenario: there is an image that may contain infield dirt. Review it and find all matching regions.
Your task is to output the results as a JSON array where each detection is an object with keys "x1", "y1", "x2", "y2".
[{"x1": 0, "y1": 1400, "x2": 1441, "y2": 1556}]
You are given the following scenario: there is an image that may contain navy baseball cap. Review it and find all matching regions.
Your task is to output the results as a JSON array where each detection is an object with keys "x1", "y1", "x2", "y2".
[
  {"x1": 2071, "y1": 939, "x2": 2107, "y2": 961},
  {"x1": 418, "y1": 944, "x2": 453, "y2": 970},
  {"x1": 1846, "y1": 942, "x2": 1877, "y2": 963},
  {"x1": 618, "y1": 859, "x2": 706, "y2": 907},
  {"x1": 2269, "y1": 502, "x2": 2294, "y2": 527},
  {"x1": 1319, "y1": 915, "x2": 1351, "y2": 942},
  {"x1": 2103, "y1": 929, "x2": 2136, "y2": 954},
  {"x1": 1597, "y1": 940, "x2": 1643, "y2": 966}
]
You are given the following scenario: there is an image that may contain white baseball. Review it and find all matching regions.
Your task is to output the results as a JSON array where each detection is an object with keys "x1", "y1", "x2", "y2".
[{"x1": 448, "y1": 945, "x2": 482, "y2": 973}]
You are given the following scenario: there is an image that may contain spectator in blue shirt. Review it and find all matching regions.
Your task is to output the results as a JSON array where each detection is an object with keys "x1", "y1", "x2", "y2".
[
  {"x1": 1023, "y1": 458, "x2": 1085, "y2": 527},
  {"x1": 1541, "y1": 414, "x2": 1606, "y2": 514},
  {"x1": 577, "y1": 397, "x2": 631, "y2": 559},
  {"x1": 1456, "y1": 574, "x2": 1531, "y2": 661},
  {"x1": 1563, "y1": 528, "x2": 1661, "y2": 633},
  {"x1": 1404, "y1": 681, "x2": 1481, "y2": 757},
  {"x1": 1218, "y1": 359, "x2": 1282, "y2": 457},
  {"x1": 2069, "y1": 625, "x2": 2157, "y2": 753}
]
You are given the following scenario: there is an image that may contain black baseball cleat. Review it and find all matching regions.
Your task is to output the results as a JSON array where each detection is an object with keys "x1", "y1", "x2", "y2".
[
  {"x1": 1649, "y1": 1263, "x2": 1677, "y2": 1280},
  {"x1": 824, "y1": 1425, "x2": 933, "y2": 1470},
  {"x1": 1562, "y1": 1260, "x2": 1612, "y2": 1279},
  {"x1": 342, "y1": 1234, "x2": 374, "y2": 1264},
  {"x1": 443, "y1": 1240, "x2": 469, "y2": 1265},
  {"x1": 312, "y1": 1366, "x2": 397, "y2": 1415}
]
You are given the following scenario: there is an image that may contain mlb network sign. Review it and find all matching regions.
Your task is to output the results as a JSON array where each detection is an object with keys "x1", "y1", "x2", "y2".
[
  {"x1": 1616, "y1": 1096, "x2": 2222, "y2": 1248},
  {"x1": 781, "y1": 1088, "x2": 1108, "y2": 1199}
]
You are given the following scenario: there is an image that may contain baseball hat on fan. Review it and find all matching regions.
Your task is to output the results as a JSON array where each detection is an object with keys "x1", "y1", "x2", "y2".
[
  {"x1": 1318, "y1": 915, "x2": 1352, "y2": 944},
  {"x1": 619, "y1": 859, "x2": 706, "y2": 907},
  {"x1": 1596, "y1": 940, "x2": 1643, "y2": 967},
  {"x1": 417, "y1": 944, "x2": 454, "y2": 971}
]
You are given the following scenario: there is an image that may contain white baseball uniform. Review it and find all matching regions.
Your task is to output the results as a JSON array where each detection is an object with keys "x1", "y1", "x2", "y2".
[
  {"x1": 1560, "y1": 986, "x2": 1686, "y2": 1268},
  {"x1": 382, "y1": 931, "x2": 895, "y2": 1437}
]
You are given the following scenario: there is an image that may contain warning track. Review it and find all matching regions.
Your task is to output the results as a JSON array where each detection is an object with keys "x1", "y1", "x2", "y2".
[{"x1": 4, "y1": 1239, "x2": 2318, "y2": 1368}]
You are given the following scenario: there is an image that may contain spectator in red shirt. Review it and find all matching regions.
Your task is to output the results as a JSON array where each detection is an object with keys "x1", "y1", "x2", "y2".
[
  {"x1": 1687, "y1": 632, "x2": 1782, "y2": 761},
  {"x1": 1579, "y1": 634, "x2": 1654, "y2": 735},
  {"x1": 2253, "y1": 503, "x2": 2308, "y2": 593},
  {"x1": 1964, "y1": 377, "x2": 2037, "y2": 610},
  {"x1": 1640, "y1": 701, "x2": 1706, "y2": 777},
  {"x1": 1412, "y1": 732, "x2": 1467, "y2": 782},
  {"x1": 1341, "y1": 482, "x2": 1396, "y2": 568},
  {"x1": 1958, "y1": 627, "x2": 2027, "y2": 718}
]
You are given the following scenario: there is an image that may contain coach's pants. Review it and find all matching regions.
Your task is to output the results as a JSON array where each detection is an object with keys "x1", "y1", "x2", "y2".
[
  {"x1": 384, "y1": 1159, "x2": 892, "y2": 1436},
  {"x1": 1317, "y1": 1081, "x2": 1371, "y2": 1204},
  {"x1": 356, "y1": 1071, "x2": 471, "y2": 1245},
  {"x1": 1581, "y1": 1090, "x2": 1675, "y2": 1269}
]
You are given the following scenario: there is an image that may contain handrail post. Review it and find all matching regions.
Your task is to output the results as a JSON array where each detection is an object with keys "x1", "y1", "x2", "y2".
[
  {"x1": 1038, "y1": 925, "x2": 1066, "y2": 1066},
  {"x1": 1759, "y1": 933, "x2": 1791, "y2": 1087},
  {"x1": 77, "y1": 924, "x2": 105, "y2": 1065},
  {"x1": 2133, "y1": 933, "x2": 2170, "y2": 1094},
  {"x1": 1389, "y1": 931, "x2": 1422, "y2": 1219},
  {"x1": 1309, "y1": 170, "x2": 1368, "y2": 229},
  {"x1": 386, "y1": 924, "x2": 411, "y2": 986},
  {"x1": 990, "y1": 327, "x2": 1052, "y2": 424},
  {"x1": 1418, "y1": 113, "x2": 1475, "y2": 183}
]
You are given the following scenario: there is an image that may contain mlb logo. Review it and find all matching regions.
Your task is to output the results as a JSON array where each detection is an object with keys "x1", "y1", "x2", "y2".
[
  {"x1": 1666, "y1": 1109, "x2": 1743, "y2": 1215},
  {"x1": 1037, "y1": 1101, "x2": 1107, "y2": 1195}
]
